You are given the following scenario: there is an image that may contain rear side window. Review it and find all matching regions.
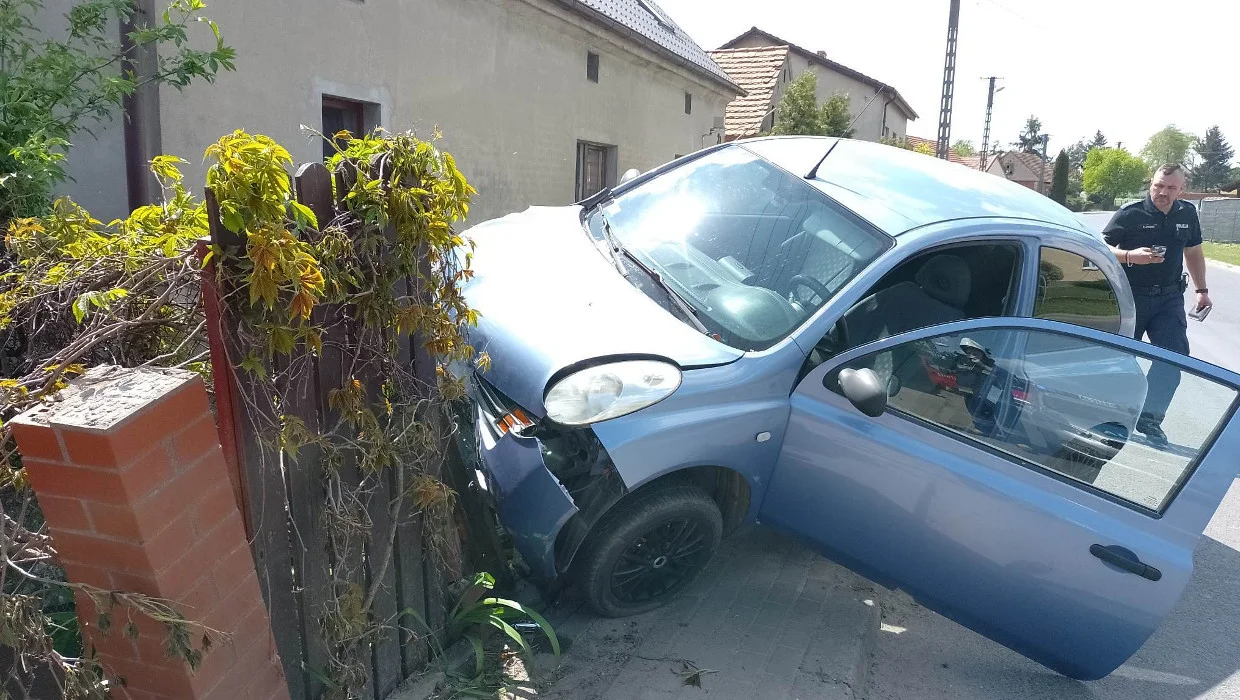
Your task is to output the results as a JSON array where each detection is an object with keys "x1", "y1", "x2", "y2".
[{"x1": 1034, "y1": 247, "x2": 1121, "y2": 334}]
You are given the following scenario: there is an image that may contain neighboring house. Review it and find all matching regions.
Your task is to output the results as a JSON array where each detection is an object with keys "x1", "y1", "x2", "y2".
[
  {"x1": 903, "y1": 135, "x2": 982, "y2": 168},
  {"x1": 45, "y1": 0, "x2": 740, "y2": 224},
  {"x1": 985, "y1": 151, "x2": 1054, "y2": 193},
  {"x1": 709, "y1": 27, "x2": 917, "y2": 142}
]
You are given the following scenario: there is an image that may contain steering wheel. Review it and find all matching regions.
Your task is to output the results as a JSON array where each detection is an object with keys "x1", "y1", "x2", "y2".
[
  {"x1": 830, "y1": 314, "x2": 850, "y2": 350},
  {"x1": 789, "y1": 274, "x2": 834, "y2": 308}
]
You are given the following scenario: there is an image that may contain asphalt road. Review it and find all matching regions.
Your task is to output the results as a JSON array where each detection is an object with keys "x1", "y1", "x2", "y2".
[
  {"x1": 863, "y1": 261, "x2": 1240, "y2": 700},
  {"x1": 1184, "y1": 261, "x2": 1240, "y2": 375}
]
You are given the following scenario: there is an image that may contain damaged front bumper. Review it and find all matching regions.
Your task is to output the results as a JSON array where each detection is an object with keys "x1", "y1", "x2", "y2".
[{"x1": 457, "y1": 375, "x2": 626, "y2": 581}]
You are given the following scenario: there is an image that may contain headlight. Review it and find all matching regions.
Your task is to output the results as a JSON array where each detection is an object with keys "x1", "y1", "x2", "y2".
[{"x1": 544, "y1": 360, "x2": 682, "y2": 426}]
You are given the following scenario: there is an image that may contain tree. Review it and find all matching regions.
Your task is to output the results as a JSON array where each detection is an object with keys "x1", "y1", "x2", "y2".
[
  {"x1": 820, "y1": 93, "x2": 854, "y2": 138},
  {"x1": 1089, "y1": 130, "x2": 1109, "y2": 151},
  {"x1": 1050, "y1": 150, "x2": 1070, "y2": 205},
  {"x1": 770, "y1": 71, "x2": 854, "y2": 138},
  {"x1": 1083, "y1": 148, "x2": 1148, "y2": 209},
  {"x1": 952, "y1": 139, "x2": 976, "y2": 157},
  {"x1": 1065, "y1": 140, "x2": 1089, "y2": 170},
  {"x1": 1189, "y1": 125, "x2": 1235, "y2": 191},
  {"x1": 1139, "y1": 124, "x2": 1196, "y2": 171},
  {"x1": 0, "y1": 0, "x2": 236, "y2": 223},
  {"x1": 1015, "y1": 116, "x2": 1045, "y2": 153}
]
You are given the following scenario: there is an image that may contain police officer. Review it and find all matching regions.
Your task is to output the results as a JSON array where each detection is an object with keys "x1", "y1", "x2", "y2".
[{"x1": 1103, "y1": 163, "x2": 1212, "y2": 447}]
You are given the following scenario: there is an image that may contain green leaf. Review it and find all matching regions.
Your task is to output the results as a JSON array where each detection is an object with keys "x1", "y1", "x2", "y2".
[
  {"x1": 490, "y1": 615, "x2": 533, "y2": 659},
  {"x1": 487, "y1": 597, "x2": 561, "y2": 659},
  {"x1": 71, "y1": 294, "x2": 90, "y2": 324},
  {"x1": 466, "y1": 632, "x2": 485, "y2": 677},
  {"x1": 222, "y1": 208, "x2": 244, "y2": 234},
  {"x1": 291, "y1": 201, "x2": 318, "y2": 230}
]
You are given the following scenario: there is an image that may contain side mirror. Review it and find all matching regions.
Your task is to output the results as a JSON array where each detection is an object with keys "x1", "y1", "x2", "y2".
[
  {"x1": 619, "y1": 168, "x2": 641, "y2": 185},
  {"x1": 839, "y1": 368, "x2": 887, "y2": 417}
]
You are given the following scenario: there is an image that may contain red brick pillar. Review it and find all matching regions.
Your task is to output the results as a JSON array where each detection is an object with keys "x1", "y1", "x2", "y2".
[{"x1": 10, "y1": 366, "x2": 289, "y2": 700}]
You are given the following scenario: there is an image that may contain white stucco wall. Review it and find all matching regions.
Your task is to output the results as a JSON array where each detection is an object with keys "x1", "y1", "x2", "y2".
[
  {"x1": 51, "y1": 0, "x2": 734, "y2": 224},
  {"x1": 32, "y1": 0, "x2": 129, "y2": 220}
]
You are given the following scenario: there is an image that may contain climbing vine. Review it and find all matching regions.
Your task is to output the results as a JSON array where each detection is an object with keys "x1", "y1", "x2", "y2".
[
  {"x1": 0, "y1": 124, "x2": 486, "y2": 699},
  {"x1": 1, "y1": 158, "x2": 216, "y2": 697},
  {"x1": 204, "y1": 127, "x2": 483, "y2": 698}
]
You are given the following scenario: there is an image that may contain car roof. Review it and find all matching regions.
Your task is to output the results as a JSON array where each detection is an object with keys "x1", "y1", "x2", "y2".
[{"x1": 740, "y1": 136, "x2": 1091, "y2": 237}]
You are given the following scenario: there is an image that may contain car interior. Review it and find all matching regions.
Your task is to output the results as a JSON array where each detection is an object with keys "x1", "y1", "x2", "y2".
[
  {"x1": 638, "y1": 201, "x2": 891, "y2": 350},
  {"x1": 803, "y1": 242, "x2": 1022, "y2": 376}
]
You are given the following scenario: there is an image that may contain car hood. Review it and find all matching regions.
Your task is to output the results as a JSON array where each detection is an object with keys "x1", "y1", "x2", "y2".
[{"x1": 457, "y1": 205, "x2": 742, "y2": 415}]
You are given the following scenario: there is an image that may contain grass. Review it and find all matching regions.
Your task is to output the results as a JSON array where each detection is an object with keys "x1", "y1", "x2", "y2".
[{"x1": 1202, "y1": 241, "x2": 1240, "y2": 267}]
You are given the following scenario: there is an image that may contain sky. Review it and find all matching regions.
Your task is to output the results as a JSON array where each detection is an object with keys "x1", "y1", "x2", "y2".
[{"x1": 655, "y1": 0, "x2": 1240, "y2": 162}]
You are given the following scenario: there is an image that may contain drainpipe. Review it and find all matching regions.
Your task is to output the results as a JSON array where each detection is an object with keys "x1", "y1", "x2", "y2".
[
  {"x1": 120, "y1": 9, "x2": 149, "y2": 212},
  {"x1": 880, "y1": 91, "x2": 893, "y2": 139}
]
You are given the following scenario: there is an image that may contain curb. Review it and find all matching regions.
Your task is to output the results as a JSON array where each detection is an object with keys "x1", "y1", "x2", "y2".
[{"x1": 1207, "y1": 258, "x2": 1240, "y2": 273}]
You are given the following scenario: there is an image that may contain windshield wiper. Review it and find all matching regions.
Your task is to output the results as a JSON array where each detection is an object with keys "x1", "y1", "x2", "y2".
[{"x1": 597, "y1": 211, "x2": 711, "y2": 336}]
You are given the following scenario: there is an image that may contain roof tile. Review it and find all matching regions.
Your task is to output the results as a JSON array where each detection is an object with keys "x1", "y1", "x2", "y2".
[
  {"x1": 568, "y1": 0, "x2": 737, "y2": 89},
  {"x1": 708, "y1": 46, "x2": 789, "y2": 137}
]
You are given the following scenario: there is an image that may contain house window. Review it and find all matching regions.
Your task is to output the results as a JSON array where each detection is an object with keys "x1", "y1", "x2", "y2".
[
  {"x1": 587, "y1": 52, "x2": 599, "y2": 82},
  {"x1": 684, "y1": 92, "x2": 692, "y2": 115},
  {"x1": 576, "y1": 141, "x2": 615, "y2": 200},
  {"x1": 322, "y1": 95, "x2": 378, "y2": 160},
  {"x1": 636, "y1": 0, "x2": 675, "y2": 29}
]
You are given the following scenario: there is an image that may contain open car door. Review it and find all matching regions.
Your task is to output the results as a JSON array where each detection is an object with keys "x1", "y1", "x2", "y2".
[{"x1": 760, "y1": 317, "x2": 1240, "y2": 680}]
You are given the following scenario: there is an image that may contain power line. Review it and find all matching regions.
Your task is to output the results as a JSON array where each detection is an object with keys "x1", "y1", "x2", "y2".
[{"x1": 974, "y1": 0, "x2": 1053, "y2": 32}]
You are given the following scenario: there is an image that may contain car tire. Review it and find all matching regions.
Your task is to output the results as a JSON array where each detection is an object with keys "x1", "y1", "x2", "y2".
[{"x1": 573, "y1": 483, "x2": 722, "y2": 618}]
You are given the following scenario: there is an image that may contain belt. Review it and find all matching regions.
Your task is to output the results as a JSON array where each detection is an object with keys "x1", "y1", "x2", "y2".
[{"x1": 1130, "y1": 274, "x2": 1187, "y2": 297}]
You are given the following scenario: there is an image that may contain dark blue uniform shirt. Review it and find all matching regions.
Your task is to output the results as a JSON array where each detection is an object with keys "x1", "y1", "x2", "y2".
[{"x1": 1102, "y1": 196, "x2": 1202, "y2": 290}]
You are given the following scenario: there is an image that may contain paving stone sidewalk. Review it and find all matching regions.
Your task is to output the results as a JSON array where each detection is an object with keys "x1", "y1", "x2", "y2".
[{"x1": 529, "y1": 526, "x2": 881, "y2": 700}]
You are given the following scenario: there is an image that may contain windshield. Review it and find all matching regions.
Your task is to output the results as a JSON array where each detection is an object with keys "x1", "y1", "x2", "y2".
[{"x1": 587, "y1": 145, "x2": 891, "y2": 351}]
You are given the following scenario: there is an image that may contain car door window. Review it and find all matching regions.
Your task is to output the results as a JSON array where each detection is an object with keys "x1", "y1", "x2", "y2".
[
  {"x1": 1034, "y1": 247, "x2": 1121, "y2": 333},
  {"x1": 828, "y1": 327, "x2": 1237, "y2": 513},
  {"x1": 802, "y1": 242, "x2": 1021, "y2": 376}
]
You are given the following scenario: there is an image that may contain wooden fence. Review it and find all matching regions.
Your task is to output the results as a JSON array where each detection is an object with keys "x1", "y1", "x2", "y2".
[{"x1": 199, "y1": 161, "x2": 497, "y2": 699}]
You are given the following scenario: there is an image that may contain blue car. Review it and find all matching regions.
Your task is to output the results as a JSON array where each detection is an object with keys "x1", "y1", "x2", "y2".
[{"x1": 455, "y1": 137, "x2": 1240, "y2": 680}]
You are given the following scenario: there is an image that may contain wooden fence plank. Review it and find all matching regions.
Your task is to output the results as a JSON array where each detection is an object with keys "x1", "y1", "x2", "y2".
[
  {"x1": 393, "y1": 486, "x2": 429, "y2": 675},
  {"x1": 367, "y1": 466, "x2": 403, "y2": 698},
  {"x1": 205, "y1": 187, "x2": 307, "y2": 700},
  {"x1": 294, "y1": 162, "x2": 336, "y2": 232},
  {"x1": 283, "y1": 161, "x2": 338, "y2": 700},
  {"x1": 388, "y1": 275, "x2": 431, "y2": 676}
]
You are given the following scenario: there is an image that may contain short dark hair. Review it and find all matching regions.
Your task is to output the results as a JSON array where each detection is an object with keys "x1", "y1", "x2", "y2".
[{"x1": 1155, "y1": 163, "x2": 1186, "y2": 177}]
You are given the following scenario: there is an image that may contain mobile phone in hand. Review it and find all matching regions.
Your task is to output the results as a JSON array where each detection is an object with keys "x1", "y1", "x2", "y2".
[
  {"x1": 1189, "y1": 304, "x2": 1212, "y2": 321},
  {"x1": 1152, "y1": 245, "x2": 1167, "y2": 259}
]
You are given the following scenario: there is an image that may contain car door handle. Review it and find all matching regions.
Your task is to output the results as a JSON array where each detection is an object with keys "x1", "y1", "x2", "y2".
[{"x1": 1090, "y1": 544, "x2": 1162, "y2": 582}]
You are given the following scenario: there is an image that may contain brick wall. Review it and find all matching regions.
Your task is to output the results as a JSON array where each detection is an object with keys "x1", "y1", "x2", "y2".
[{"x1": 9, "y1": 366, "x2": 289, "y2": 700}]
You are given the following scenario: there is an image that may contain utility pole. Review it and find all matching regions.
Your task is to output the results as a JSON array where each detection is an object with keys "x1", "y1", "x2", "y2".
[
  {"x1": 979, "y1": 76, "x2": 1002, "y2": 170},
  {"x1": 1037, "y1": 133, "x2": 1050, "y2": 195},
  {"x1": 935, "y1": 0, "x2": 961, "y2": 160}
]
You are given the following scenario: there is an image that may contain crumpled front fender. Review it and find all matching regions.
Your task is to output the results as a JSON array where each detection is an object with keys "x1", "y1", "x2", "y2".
[{"x1": 466, "y1": 402, "x2": 578, "y2": 580}]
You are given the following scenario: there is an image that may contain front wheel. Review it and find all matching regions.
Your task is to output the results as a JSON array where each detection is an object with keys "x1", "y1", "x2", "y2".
[{"x1": 572, "y1": 484, "x2": 722, "y2": 617}]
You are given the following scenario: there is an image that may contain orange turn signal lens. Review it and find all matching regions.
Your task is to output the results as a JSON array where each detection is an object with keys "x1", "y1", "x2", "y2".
[{"x1": 495, "y1": 408, "x2": 534, "y2": 435}]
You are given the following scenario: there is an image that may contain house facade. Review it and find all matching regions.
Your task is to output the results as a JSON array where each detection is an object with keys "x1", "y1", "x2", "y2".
[
  {"x1": 46, "y1": 0, "x2": 739, "y2": 224},
  {"x1": 984, "y1": 151, "x2": 1054, "y2": 193},
  {"x1": 709, "y1": 27, "x2": 916, "y2": 142}
]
